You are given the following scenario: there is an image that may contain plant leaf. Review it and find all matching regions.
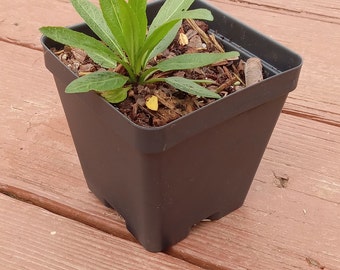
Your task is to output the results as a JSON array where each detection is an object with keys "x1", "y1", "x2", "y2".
[
  {"x1": 149, "y1": 0, "x2": 194, "y2": 35},
  {"x1": 128, "y1": 0, "x2": 147, "y2": 45},
  {"x1": 145, "y1": 95, "x2": 159, "y2": 111},
  {"x1": 142, "y1": 9, "x2": 213, "y2": 65},
  {"x1": 40, "y1": 27, "x2": 118, "y2": 68},
  {"x1": 70, "y1": 0, "x2": 125, "y2": 58},
  {"x1": 146, "y1": 21, "x2": 181, "y2": 63},
  {"x1": 165, "y1": 77, "x2": 221, "y2": 99},
  {"x1": 99, "y1": 0, "x2": 128, "y2": 56},
  {"x1": 140, "y1": 20, "x2": 180, "y2": 67},
  {"x1": 100, "y1": 0, "x2": 141, "y2": 71},
  {"x1": 101, "y1": 87, "x2": 130, "y2": 103},
  {"x1": 157, "y1": 52, "x2": 240, "y2": 72},
  {"x1": 65, "y1": 71, "x2": 128, "y2": 93},
  {"x1": 172, "y1": 9, "x2": 213, "y2": 22}
]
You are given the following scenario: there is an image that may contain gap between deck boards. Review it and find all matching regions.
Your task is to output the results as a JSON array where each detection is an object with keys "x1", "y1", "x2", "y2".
[
  {"x1": 0, "y1": 183, "x2": 135, "y2": 243},
  {"x1": 2, "y1": 1, "x2": 339, "y2": 269},
  {"x1": 0, "y1": 37, "x2": 41, "y2": 51},
  {"x1": 0, "y1": 183, "x2": 222, "y2": 270},
  {"x1": 214, "y1": 0, "x2": 340, "y2": 25},
  {"x1": 282, "y1": 109, "x2": 340, "y2": 128}
]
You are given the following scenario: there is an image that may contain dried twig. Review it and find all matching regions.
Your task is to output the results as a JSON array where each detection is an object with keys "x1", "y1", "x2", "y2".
[
  {"x1": 215, "y1": 77, "x2": 238, "y2": 93},
  {"x1": 305, "y1": 257, "x2": 325, "y2": 269},
  {"x1": 209, "y1": 34, "x2": 225, "y2": 53},
  {"x1": 186, "y1": 19, "x2": 225, "y2": 53},
  {"x1": 186, "y1": 19, "x2": 211, "y2": 45}
]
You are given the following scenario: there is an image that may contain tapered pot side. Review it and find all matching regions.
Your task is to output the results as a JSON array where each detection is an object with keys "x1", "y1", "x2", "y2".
[{"x1": 41, "y1": 0, "x2": 302, "y2": 252}]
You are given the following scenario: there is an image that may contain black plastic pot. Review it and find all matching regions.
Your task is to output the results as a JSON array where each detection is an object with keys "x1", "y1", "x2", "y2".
[{"x1": 41, "y1": 0, "x2": 302, "y2": 252}]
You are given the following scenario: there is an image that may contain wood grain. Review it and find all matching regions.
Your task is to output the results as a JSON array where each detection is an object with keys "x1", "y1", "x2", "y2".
[
  {"x1": 167, "y1": 114, "x2": 340, "y2": 270},
  {"x1": 1, "y1": 0, "x2": 340, "y2": 269},
  {"x1": 0, "y1": 194, "x2": 203, "y2": 270},
  {"x1": 0, "y1": 42, "x2": 110, "y2": 215},
  {"x1": 1, "y1": 40, "x2": 339, "y2": 268},
  {"x1": 208, "y1": 1, "x2": 340, "y2": 127},
  {"x1": 211, "y1": 0, "x2": 340, "y2": 24},
  {"x1": 1, "y1": 0, "x2": 339, "y2": 125}
]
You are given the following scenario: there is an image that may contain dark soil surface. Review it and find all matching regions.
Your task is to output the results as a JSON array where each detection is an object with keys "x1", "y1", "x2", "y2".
[{"x1": 53, "y1": 20, "x2": 248, "y2": 127}]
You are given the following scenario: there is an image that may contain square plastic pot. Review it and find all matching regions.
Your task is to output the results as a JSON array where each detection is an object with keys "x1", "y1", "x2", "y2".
[{"x1": 41, "y1": 0, "x2": 302, "y2": 252}]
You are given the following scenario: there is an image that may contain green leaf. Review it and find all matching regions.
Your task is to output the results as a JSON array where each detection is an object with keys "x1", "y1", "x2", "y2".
[
  {"x1": 100, "y1": 0, "x2": 128, "y2": 56},
  {"x1": 146, "y1": 21, "x2": 181, "y2": 63},
  {"x1": 101, "y1": 87, "x2": 131, "y2": 103},
  {"x1": 128, "y1": 0, "x2": 147, "y2": 45},
  {"x1": 172, "y1": 9, "x2": 213, "y2": 22},
  {"x1": 100, "y1": 0, "x2": 141, "y2": 71},
  {"x1": 40, "y1": 27, "x2": 118, "y2": 68},
  {"x1": 142, "y1": 9, "x2": 213, "y2": 65},
  {"x1": 149, "y1": 0, "x2": 195, "y2": 35},
  {"x1": 65, "y1": 71, "x2": 128, "y2": 93},
  {"x1": 157, "y1": 52, "x2": 240, "y2": 72},
  {"x1": 70, "y1": 0, "x2": 125, "y2": 58},
  {"x1": 140, "y1": 20, "x2": 180, "y2": 67},
  {"x1": 165, "y1": 77, "x2": 221, "y2": 99},
  {"x1": 127, "y1": 0, "x2": 148, "y2": 72}
]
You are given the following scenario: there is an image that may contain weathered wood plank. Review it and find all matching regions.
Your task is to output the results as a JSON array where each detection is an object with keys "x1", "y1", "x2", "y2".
[
  {"x1": 0, "y1": 194, "x2": 204, "y2": 270},
  {"x1": 0, "y1": 0, "x2": 95, "y2": 50},
  {"x1": 2, "y1": 33, "x2": 339, "y2": 213},
  {"x1": 167, "y1": 113, "x2": 340, "y2": 270},
  {"x1": 1, "y1": 40, "x2": 339, "y2": 269},
  {"x1": 0, "y1": 41, "x2": 129, "y2": 237},
  {"x1": 1, "y1": 0, "x2": 339, "y2": 126},
  {"x1": 208, "y1": 1, "x2": 340, "y2": 126},
  {"x1": 170, "y1": 198, "x2": 339, "y2": 270},
  {"x1": 261, "y1": 113, "x2": 340, "y2": 204},
  {"x1": 211, "y1": 0, "x2": 340, "y2": 24}
]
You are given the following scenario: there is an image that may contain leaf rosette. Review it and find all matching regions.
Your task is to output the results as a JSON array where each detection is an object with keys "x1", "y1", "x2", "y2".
[{"x1": 40, "y1": 0, "x2": 240, "y2": 103}]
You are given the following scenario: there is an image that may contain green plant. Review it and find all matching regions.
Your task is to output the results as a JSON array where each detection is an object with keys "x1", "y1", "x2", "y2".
[{"x1": 40, "y1": 0, "x2": 240, "y2": 103}]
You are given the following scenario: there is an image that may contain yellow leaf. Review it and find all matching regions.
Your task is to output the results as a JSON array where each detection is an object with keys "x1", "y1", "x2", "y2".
[
  {"x1": 146, "y1": 95, "x2": 159, "y2": 111},
  {"x1": 178, "y1": 33, "x2": 189, "y2": 46}
]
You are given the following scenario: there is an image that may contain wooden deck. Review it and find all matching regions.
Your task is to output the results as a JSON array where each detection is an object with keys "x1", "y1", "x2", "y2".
[{"x1": 1, "y1": 0, "x2": 339, "y2": 269}]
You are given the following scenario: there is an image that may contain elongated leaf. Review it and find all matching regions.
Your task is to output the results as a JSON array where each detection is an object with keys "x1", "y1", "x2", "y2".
[
  {"x1": 40, "y1": 27, "x2": 118, "y2": 68},
  {"x1": 115, "y1": 0, "x2": 136, "y2": 62},
  {"x1": 142, "y1": 9, "x2": 214, "y2": 65},
  {"x1": 100, "y1": 0, "x2": 127, "y2": 54},
  {"x1": 165, "y1": 77, "x2": 221, "y2": 99},
  {"x1": 100, "y1": 0, "x2": 139, "y2": 69},
  {"x1": 157, "y1": 52, "x2": 240, "y2": 72},
  {"x1": 120, "y1": 0, "x2": 146, "y2": 72},
  {"x1": 70, "y1": 0, "x2": 125, "y2": 58},
  {"x1": 128, "y1": 0, "x2": 148, "y2": 73},
  {"x1": 128, "y1": 0, "x2": 147, "y2": 45},
  {"x1": 172, "y1": 9, "x2": 213, "y2": 21},
  {"x1": 140, "y1": 20, "x2": 180, "y2": 68},
  {"x1": 65, "y1": 71, "x2": 128, "y2": 93},
  {"x1": 101, "y1": 87, "x2": 130, "y2": 103},
  {"x1": 149, "y1": 0, "x2": 194, "y2": 35},
  {"x1": 129, "y1": 0, "x2": 147, "y2": 15},
  {"x1": 146, "y1": 21, "x2": 181, "y2": 64}
]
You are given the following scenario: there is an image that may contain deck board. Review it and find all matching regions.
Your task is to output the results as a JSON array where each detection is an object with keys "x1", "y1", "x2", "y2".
[
  {"x1": 0, "y1": 194, "x2": 203, "y2": 270},
  {"x1": 209, "y1": 0, "x2": 340, "y2": 126},
  {"x1": 1, "y1": 0, "x2": 340, "y2": 269},
  {"x1": 1, "y1": 0, "x2": 340, "y2": 125},
  {"x1": 1, "y1": 40, "x2": 339, "y2": 268},
  {"x1": 211, "y1": 0, "x2": 340, "y2": 23},
  {"x1": 169, "y1": 114, "x2": 340, "y2": 270}
]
